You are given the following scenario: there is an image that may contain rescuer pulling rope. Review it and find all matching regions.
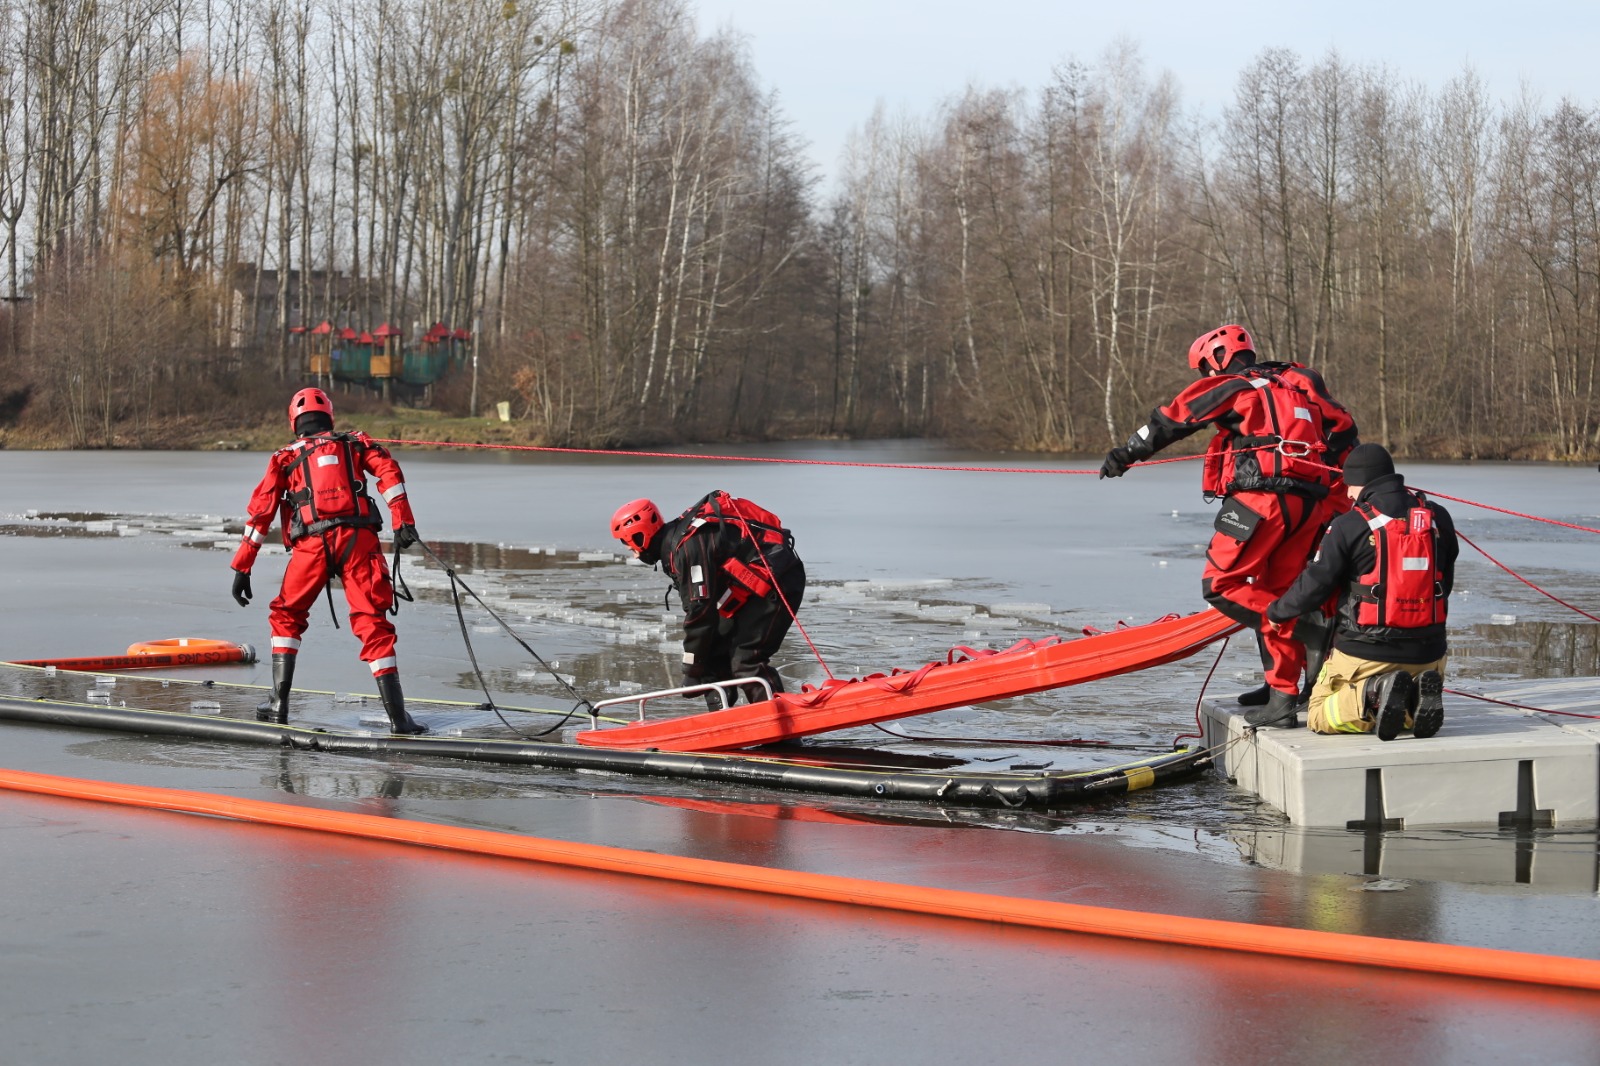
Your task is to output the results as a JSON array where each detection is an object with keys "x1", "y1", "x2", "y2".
[{"x1": 228, "y1": 388, "x2": 428, "y2": 735}]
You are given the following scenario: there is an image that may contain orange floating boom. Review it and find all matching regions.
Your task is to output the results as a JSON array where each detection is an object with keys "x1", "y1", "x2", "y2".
[
  {"x1": 578, "y1": 609, "x2": 1241, "y2": 751},
  {"x1": 2, "y1": 766, "x2": 1598, "y2": 992},
  {"x1": 9, "y1": 639, "x2": 256, "y2": 672}
]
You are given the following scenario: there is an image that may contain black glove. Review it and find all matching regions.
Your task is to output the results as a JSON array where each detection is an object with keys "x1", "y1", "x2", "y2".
[
  {"x1": 1100, "y1": 447, "x2": 1135, "y2": 479},
  {"x1": 231, "y1": 570, "x2": 252, "y2": 607},
  {"x1": 394, "y1": 524, "x2": 420, "y2": 550}
]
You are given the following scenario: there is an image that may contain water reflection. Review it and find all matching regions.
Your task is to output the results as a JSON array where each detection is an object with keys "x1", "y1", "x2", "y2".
[
  {"x1": 1233, "y1": 824, "x2": 1600, "y2": 892},
  {"x1": 1454, "y1": 619, "x2": 1600, "y2": 678}
]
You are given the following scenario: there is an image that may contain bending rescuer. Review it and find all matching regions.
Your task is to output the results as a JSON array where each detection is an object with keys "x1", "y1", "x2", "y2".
[
  {"x1": 611, "y1": 491, "x2": 806, "y2": 709},
  {"x1": 1099, "y1": 324, "x2": 1359, "y2": 729},
  {"x1": 228, "y1": 388, "x2": 427, "y2": 735},
  {"x1": 1265, "y1": 444, "x2": 1457, "y2": 740}
]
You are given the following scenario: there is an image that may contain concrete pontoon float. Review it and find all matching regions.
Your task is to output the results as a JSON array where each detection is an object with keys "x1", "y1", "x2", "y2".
[{"x1": 1203, "y1": 676, "x2": 1600, "y2": 829}]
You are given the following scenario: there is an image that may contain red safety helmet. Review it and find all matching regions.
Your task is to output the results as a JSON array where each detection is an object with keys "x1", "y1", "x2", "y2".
[
  {"x1": 1187, "y1": 325, "x2": 1255, "y2": 375},
  {"x1": 611, "y1": 498, "x2": 663, "y2": 553},
  {"x1": 288, "y1": 387, "x2": 335, "y2": 429}
]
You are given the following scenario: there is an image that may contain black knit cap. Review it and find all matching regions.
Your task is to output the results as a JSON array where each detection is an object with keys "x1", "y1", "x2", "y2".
[{"x1": 1342, "y1": 443, "x2": 1395, "y2": 487}]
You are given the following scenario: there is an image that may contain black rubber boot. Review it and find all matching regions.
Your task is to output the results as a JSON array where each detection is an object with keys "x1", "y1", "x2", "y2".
[
  {"x1": 1412, "y1": 669, "x2": 1445, "y2": 739},
  {"x1": 375, "y1": 673, "x2": 428, "y2": 735},
  {"x1": 255, "y1": 653, "x2": 295, "y2": 725},
  {"x1": 1237, "y1": 632, "x2": 1274, "y2": 705},
  {"x1": 1297, "y1": 612, "x2": 1335, "y2": 700},
  {"x1": 1365, "y1": 670, "x2": 1415, "y2": 742},
  {"x1": 739, "y1": 664, "x2": 784, "y2": 705},
  {"x1": 1243, "y1": 687, "x2": 1302, "y2": 728},
  {"x1": 1301, "y1": 644, "x2": 1329, "y2": 700}
]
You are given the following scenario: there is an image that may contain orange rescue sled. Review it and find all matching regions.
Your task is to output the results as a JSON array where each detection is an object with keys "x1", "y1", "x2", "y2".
[{"x1": 577, "y1": 609, "x2": 1241, "y2": 751}]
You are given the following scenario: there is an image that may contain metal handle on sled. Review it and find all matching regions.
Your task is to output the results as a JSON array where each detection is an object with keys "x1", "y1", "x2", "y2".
[{"x1": 588, "y1": 677, "x2": 775, "y2": 727}]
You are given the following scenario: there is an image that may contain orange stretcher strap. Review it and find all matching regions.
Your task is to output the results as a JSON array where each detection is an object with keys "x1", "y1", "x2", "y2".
[{"x1": 2, "y1": 766, "x2": 1598, "y2": 992}]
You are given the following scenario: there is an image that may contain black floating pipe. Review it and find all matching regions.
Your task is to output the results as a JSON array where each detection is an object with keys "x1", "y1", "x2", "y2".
[{"x1": 0, "y1": 697, "x2": 1210, "y2": 812}]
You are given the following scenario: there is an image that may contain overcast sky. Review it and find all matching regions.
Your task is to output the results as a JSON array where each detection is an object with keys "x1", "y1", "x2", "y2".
[{"x1": 689, "y1": 0, "x2": 1599, "y2": 188}]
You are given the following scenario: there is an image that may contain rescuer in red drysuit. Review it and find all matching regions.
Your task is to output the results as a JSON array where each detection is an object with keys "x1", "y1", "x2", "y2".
[
  {"x1": 1099, "y1": 325, "x2": 1359, "y2": 729},
  {"x1": 611, "y1": 492, "x2": 806, "y2": 711},
  {"x1": 229, "y1": 387, "x2": 427, "y2": 734},
  {"x1": 1266, "y1": 444, "x2": 1457, "y2": 739}
]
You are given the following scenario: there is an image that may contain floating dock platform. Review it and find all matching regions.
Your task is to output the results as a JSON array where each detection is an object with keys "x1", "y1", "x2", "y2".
[{"x1": 1203, "y1": 677, "x2": 1600, "y2": 829}]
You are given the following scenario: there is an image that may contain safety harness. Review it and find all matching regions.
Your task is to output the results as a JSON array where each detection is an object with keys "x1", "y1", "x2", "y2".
[
  {"x1": 280, "y1": 432, "x2": 386, "y2": 628},
  {"x1": 1206, "y1": 366, "x2": 1335, "y2": 498},
  {"x1": 281, "y1": 433, "x2": 383, "y2": 540},
  {"x1": 674, "y1": 491, "x2": 795, "y2": 619}
]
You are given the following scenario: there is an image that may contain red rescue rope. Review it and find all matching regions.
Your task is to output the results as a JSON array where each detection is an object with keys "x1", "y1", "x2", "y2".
[
  {"x1": 1454, "y1": 530, "x2": 1600, "y2": 624},
  {"x1": 1418, "y1": 489, "x2": 1600, "y2": 537},
  {"x1": 1446, "y1": 687, "x2": 1600, "y2": 720},
  {"x1": 720, "y1": 498, "x2": 835, "y2": 680},
  {"x1": 369, "y1": 436, "x2": 1214, "y2": 474},
  {"x1": 374, "y1": 434, "x2": 1600, "y2": 708},
  {"x1": 1174, "y1": 635, "x2": 1231, "y2": 745}
]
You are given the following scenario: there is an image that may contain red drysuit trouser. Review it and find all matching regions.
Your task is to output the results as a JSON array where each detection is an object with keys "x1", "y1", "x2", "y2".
[
  {"x1": 1201, "y1": 491, "x2": 1333, "y2": 694},
  {"x1": 267, "y1": 526, "x2": 398, "y2": 676}
]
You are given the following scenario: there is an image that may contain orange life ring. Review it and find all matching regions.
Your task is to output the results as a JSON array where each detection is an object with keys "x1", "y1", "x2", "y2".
[{"x1": 125, "y1": 638, "x2": 246, "y2": 657}]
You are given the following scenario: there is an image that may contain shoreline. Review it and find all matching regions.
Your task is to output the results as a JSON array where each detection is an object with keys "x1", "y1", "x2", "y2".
[{"x1": 0, "y1": 412, "x2": 1589, "y2": 464}]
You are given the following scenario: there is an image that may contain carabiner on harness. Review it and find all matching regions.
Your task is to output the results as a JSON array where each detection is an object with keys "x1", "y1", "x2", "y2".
[{"x1": 1275, "y1": 438, "x2": 1316, "y2": 459}]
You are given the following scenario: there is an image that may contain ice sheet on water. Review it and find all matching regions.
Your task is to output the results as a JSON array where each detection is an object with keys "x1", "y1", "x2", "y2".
[
  {"x1": 843, "y1": 578, "x2": 954, "y2": 591},
  {"x1": 919, "y1": 604, "x2": 975, "y2": 619},
  {"x1": 989, "y1": 601, "x2": 1053, "y2": 619}
]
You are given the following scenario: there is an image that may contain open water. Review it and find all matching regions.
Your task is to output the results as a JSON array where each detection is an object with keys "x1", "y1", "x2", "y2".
[{"x1": 5, "y1": 442, "x2": 1600, "y2": 1063}]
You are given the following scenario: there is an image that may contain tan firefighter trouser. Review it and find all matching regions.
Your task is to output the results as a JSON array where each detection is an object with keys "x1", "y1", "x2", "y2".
[{"x1": 1307, "y1": 648, "x2": 1448, "y2": 735}]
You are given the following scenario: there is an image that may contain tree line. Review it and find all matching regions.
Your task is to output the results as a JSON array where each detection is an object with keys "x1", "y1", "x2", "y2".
[{"x1": 2, "y1": 0, "x2": 1598, "y2": 457}]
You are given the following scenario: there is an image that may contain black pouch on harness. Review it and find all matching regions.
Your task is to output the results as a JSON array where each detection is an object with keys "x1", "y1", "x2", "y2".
[{"x1": 1213, "y1": 497, "x2": 1264, "y2": 543}]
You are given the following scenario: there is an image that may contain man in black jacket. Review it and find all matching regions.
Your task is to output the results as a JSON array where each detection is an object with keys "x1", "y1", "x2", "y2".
[
  {"x1": 1264, "y1": 444, "x2": 1458, "y2": 740},
  {"x1": 611, "y1": 492, "x2": 806, "y2": 709}
]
